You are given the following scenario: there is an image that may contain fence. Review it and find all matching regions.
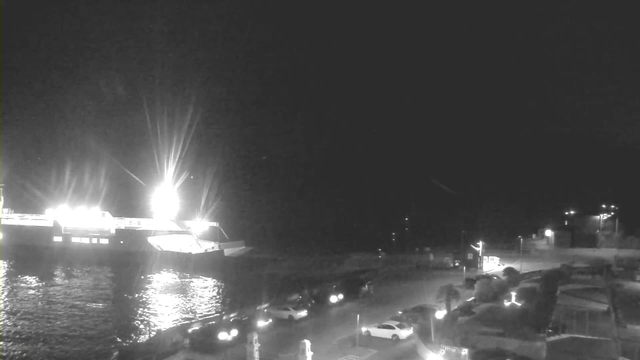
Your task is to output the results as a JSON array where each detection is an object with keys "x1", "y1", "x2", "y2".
[
  {"x1": 621, "y1": 340, "x2": 640, "y2": 360},
  {"x1": 553, "y1": 307, "x2": 613, "y2": 339}
]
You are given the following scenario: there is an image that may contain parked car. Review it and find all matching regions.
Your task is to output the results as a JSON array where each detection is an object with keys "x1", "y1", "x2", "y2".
[
  {"x1": 187, "y1": 319, "x2": 242, "y2": 352},
  {"x1": 266, "y1": 304, "x2": 309, "y2": 321},
  {"x1": 361, "y1": 320, "x2": 413, "y2": 341},
  {"x1": 224, "y1": 309, "x2": 273, "y2": 332}
]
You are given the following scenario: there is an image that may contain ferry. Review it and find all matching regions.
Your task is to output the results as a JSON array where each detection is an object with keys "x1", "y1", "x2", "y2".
[{"x1": 0, "y1": 185, "x2": 249, "y2": 268}]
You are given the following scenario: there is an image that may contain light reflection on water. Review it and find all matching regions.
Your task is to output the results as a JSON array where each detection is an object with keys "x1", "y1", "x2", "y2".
[
  {"x1": 136, "y1": 270, "x2": 224, "y2": 342},
  {"x1": 0, "y1": 252, "x2": 226, "y2": 360}
]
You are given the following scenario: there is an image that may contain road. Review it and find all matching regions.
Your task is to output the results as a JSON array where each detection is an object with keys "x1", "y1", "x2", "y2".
[{"x1": 169, "y1": 257, "x2": 559, "y2": 360}]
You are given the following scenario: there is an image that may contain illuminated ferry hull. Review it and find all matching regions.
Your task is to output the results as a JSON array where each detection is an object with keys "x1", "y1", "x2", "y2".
[{"x1": 0, "y1": 212, "x2": 247, "y2": 267}]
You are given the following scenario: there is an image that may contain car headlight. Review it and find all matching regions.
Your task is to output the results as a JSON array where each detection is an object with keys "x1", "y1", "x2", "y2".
[
  {"x1": 329, "y1": 295, "x2": 339, "y2": 303},
  {"x1": 361, "y1": 326, "x2": 367, "y2": 333},
  {"x1": 218, "y1": 331, "x2": 230, "y2": 341},
  {"x1": 188, "y1": 325, "x2": 202, "y2": 333},
  {"x1": 257, "y1": 319, "x2": 272, "y2": 328},
  {"x1": 230, "y1": 329, "x2": 239, "y2": 337},
  {"x1": 338, "y1": 293, "x2": 344, "y2": 300}
]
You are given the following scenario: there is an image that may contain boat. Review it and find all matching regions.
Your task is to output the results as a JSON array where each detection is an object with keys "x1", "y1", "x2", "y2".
[{"x1": 0, "y1": 185, "x2": 249, "y2": 266}]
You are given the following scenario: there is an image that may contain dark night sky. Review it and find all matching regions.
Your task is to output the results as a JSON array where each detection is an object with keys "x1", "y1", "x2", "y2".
[{"x1": 2, "y1": 1, "x2": 640, "y2": 250}]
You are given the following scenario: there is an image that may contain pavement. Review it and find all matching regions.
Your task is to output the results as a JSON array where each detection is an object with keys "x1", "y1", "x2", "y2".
[{"x1": 166, "y1": 257, "x2": 562, "y2": 360}]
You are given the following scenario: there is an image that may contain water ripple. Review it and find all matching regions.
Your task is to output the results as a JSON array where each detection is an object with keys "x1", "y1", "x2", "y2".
[{"x1": 0, "y1": 255, "x2": 226, "y2": 360}]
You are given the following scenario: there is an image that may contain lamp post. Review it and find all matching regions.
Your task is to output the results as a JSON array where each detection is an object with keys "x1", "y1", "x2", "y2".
[
  {"x1": 356, "y1": 314, "x2": 360, "y2": 348},
  {"x1": 612, "y1": 205, "x2": 619, "y2": 234},
  {"x1": 470, "y1": 241, "x2": 483, "y2": 272},
  {"x1": 564, "y1": 210, "x2": 576, "y2": 247},
  {"x1": 544, "y1": 229, "x2": 554, "y2": 246},
  {"x1": 600, "y1": 205, "x2": 618, "y2": 233},
  {"x1": 518, "y1": 236, "x2": 523, "y2": 272},
  {"x1": 430, "y1": 309, "x2": 447, "y2": 342}
]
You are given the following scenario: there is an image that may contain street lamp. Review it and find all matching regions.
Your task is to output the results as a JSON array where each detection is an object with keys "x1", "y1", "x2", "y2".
[
  {"x1": 544, "y1": 230, "x2": 554, "y2": 247},
  {"x1": 564, "y1": 210, "x2": 576, "y2": 226},
  {"x1": 518, "y1": 236, "x2": 523, "y2": 272},
  {"x1": 430, "y1": 309, "x2": 448, "y2": 342},
  {"x1": 599, "y1": 205, "x2": 619, "y2": 233},
  {"x1": 470, "y1": 241, "x2": 483, "y2": 271}
]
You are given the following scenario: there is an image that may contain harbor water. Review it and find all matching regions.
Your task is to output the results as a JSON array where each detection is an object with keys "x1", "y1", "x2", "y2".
[{"x1": 0, "y1": 245, "x2": 278, "y2": 360}]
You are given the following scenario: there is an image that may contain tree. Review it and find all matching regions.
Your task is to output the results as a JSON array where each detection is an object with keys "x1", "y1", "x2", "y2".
[
  {"x1": 503, "y1": 266, "x2": 521, "y2": 287},
  {"x1": 437, "y1": 284, "x2": 461, "y2": 312},
  {"x1": 516, "y1": 286, "x2": 538, "y2": 305},
  {"x1": 540, "y1": 269, "x2": 565, "y2": 296},
  {"x1": 474, "y1": 278, "x2": 496, "y2": 303}
]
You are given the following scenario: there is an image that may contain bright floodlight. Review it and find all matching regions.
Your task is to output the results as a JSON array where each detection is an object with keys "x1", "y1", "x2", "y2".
[
  {"x1": 189, "y1": 219, "x2": 209, "y2": 236},
  {"x1": 434, "y1": 309, "x2": 447, "y2": 320},
  {"x1": 544, "y1": 229, "x2": 553, "y2": 237},
  {"x1": 151, "y1": 182, "x2": 180, "y2": 220},
  {"x1": 57, "y1": 204, "x2": 71, "y2": 214}
]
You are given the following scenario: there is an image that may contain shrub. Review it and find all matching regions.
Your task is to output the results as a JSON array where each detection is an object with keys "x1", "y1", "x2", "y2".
[
  {"x1": 491, "y1": 279, "x2": 510, "y2": 299},
  {"x1": 437, "y1": 284, "x2": 462, "y2": 312},
  {"x1": 464, "y1": 277, "x2": 477, "y2": 290},
  {"x1": 539, "y1": 269, "x2": 564, "y2": 296},
  {"x1": 456, "y1": 301, "x2": 475, "y2": 317},
  {"x1": 516, "y1": 286, "x2": 538, "y2": 305},
  {"x1": 502, "y1": 266, "x2": 519, "y2": 278},
  {"x1": 474, "y1": 278, "x2": 496, "y2": 303},
  {"x1": 528, "y1": 296, "x2": 556, "y2": 332},
  {"x1": 503, "y1": 267, "x2": 521, "y2": 287}
]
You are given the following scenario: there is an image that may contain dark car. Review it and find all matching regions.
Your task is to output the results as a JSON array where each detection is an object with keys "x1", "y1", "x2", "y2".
[
  {"x1": 391, "y1": 304, "x2": 437, "y2": 325},
  {"x1": 187, "y1": 318, "x2": 243, "y2": 352},
  {"x1": 336, "y1": 277, "x2": 374, "y2": 300},
  {"x1": 311, "y1": 283, "x2": 346, "y2": 305},
  {"x1": 224, "y1": 308, "x2": 274, "y2": 333}
]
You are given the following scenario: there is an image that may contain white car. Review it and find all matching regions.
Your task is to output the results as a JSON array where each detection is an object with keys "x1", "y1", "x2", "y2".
[
  {"x1": 266, "y1": 305, "x2": 309, "y2": 321},
  {"x1": 362, "y1": 320, "x2": 413, "y2": 341}
]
